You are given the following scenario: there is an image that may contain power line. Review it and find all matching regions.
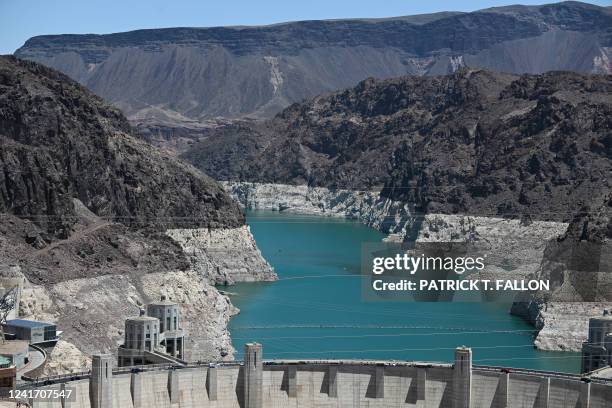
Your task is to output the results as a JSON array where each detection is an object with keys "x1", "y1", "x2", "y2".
[
  {"x1": 226, "y1": 293, "x2": 567, "y2": 323},
  {"x1": 473, "y1": 355, "x2": 587, "y2": 362},
  {"x1": 1, "y1": 209, "x2": 608, "y2": 219},
  {"x1": 262, "y1": 344, "x2": 541, "y2": 355},
  {"x1": 231, "y1": 324, "x2": 534, "y2": 330},
  {"x1": 232, "y1": 328, "x2": 538, "y2": 341}
]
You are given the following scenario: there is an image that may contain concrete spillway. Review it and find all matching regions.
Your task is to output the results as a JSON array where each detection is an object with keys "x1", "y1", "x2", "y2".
[{"x1": 21, "y1": 345, "x2": 611, "y2": 407}]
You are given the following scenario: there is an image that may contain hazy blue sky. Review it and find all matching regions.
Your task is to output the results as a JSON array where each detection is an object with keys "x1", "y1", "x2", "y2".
[{"x1": 1, "y1": 0, "x2": 610, "y2": 54}]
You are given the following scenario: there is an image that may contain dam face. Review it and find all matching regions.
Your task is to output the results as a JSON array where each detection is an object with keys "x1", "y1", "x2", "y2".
[{"x1": 24, "y1": 346, "x2": 611, "y2": 408}]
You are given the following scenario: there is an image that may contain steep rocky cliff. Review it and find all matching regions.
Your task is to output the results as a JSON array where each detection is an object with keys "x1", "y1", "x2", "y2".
[
  {"x1": 0, "y1": 56, "x2": 275, "y2": 373},
  {"x1": 188, "y1": 69, "x2": 611, "y2": 224},
  {"x1": 13, "y1": 2, "x2": 612, "y2": 122},
  {"x1": 0, "y1": 56, "x2": 243, "y2": 235}
]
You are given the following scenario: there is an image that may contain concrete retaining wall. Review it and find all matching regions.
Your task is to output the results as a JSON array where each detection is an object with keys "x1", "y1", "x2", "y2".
[
  {"x1": 112, "y1": 374, "x2": 132, "y2": 408},
  {"x1": 26, "y1": 359, "x2": 611, "y2": 408},
  {"x1": 590, "y1": 382, "x2": 612, "y2": 408}
]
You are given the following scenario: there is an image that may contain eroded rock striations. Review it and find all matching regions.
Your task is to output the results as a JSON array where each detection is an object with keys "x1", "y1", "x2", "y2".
[
  {"x1": 0, "y1": 56, "x2": 275, "y2": 374},
  {"x1": 511, "y1": 195, "x2": 612, "y2": 350},
  {"x1": 223, "y1": 182, "x2": 415, "y2": 238},
  {"x1": 166, "y1": 225, "x2": 276, "y2": 284},
  {"x1": 13, "y1": 2, "x2": 612, "y2": 123}
]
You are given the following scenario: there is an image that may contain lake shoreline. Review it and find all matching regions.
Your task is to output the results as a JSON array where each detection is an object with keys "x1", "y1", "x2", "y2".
[{"x1": 223, "y1": 209, "x2": 581, "y2": 373}]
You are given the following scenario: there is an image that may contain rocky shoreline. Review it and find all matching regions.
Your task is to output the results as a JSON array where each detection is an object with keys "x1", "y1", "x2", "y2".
[
  {"x1": 166, "y1": 225, "x2": 276, "y2": 285},
  {"x1": 510, "y1": 301, "x2": 612, "y2": 352},
  {"x1": 223, "y1": 181, "x2": 416, "y2": 239},
  {"x1": 224, "y1": 181, "x2": 611, "y2": 352},
  {"x1": 6, "y1": 221, "x2": 275, "y2": 376}
]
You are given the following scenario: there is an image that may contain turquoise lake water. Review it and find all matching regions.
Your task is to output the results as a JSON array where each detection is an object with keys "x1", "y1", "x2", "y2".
[{"x1": 226, "y1": 210, "x2": 580, "y2": 373}]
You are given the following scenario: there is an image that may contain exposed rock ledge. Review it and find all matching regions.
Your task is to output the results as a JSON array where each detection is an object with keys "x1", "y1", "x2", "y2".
[
  {"x1": 511, "y1": 301, "x2": 612, "y2": 352},
  {"x1": 166, "y1": 225, "x2": 276, "y2": 285},
  {"x1": 417, "y1": 213, "x2": 568, "y2": 280},
  {"x1": 15, "y1": 266, "x2": 239, "y2": 375},
  {"x1": 416, "y1": 214, "x2": 611, "y2": 352},
  {"x1": 223, "y1": 181, "x2": 416, "y2": 239},
  {"x1": 223, "y1": 181, "x2": 609, "y2": 352}
]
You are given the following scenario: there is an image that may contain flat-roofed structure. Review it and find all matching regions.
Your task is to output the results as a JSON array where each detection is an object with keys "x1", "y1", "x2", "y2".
[{"x1": 2, "y1": 319, "x2": 58, "y2": 345}]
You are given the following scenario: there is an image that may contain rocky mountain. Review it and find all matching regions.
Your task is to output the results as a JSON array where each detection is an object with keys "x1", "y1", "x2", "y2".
[
  {"x1": 0, "y1": 56, "x2": 243, "y2": 235},
  {"x1": 0, "y1": 56, "x2": 275, "y2": 372},
  {"x1": 184, "y1": 69, "x2": 612, "y2": 223},
  {"x1": 188, "y1": 68, "x2": 611, "y2": 351},
  {"x1": 13, "y1": 1, "x2": 612, "y2": 124}
]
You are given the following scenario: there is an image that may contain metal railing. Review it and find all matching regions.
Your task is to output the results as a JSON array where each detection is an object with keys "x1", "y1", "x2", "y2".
[
  {"x1": 21, "y1": 370, "x2": 90, "y2": 387},
  {"x1": 19, "y1": 344, "x2": 48, "y2": 379},
  {"x1": 474, "y1": 365, "x2": 612, "y2": 385},
  {"x1": 112, "y1": 363, "x2": 174, "y2": 375}
]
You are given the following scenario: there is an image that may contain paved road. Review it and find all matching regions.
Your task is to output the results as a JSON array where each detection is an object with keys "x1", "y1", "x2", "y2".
[{"x1": 17, "y1": 346, "x2": 45, "y2": 380}]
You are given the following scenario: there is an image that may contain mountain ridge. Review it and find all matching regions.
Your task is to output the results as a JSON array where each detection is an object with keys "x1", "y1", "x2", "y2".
[
  {"x1": 14, "y1": 1, "x2": 612, "y2": 121},
  {"x1": 0, "y1": 55, "x2": 244, "y2": 238},
  {"x1": 183, "y1": 68, "x2": 612, "y2": 224}
]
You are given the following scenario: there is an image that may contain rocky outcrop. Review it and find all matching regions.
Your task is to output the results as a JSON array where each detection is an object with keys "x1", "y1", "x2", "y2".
[
  {"x1": 414, "y1": 214, "x2": 607, "y2": 350},
  {"x1": 42, "y1": 341, "x2": 91, "y2": 376},
  {"x1": 511, "y1": 301, "x2": 612, "y2": 351},
  {"x1": 14, "y1": 2, "x2": 612, "y2": 122},
  {"x1": 14, "y1": 264, "x2": 240, "y2": 373},
  {"x1": 0, "y1": 56, "x2": 275, "y2": 373},
  {"x1": 510, "y1": 195, "x2": 612, "y2": 351},
  {"x1": 166, "y1": 225, "x2": 276, "y2": 284},
  {"x1": 0, "y1": 56, "x2": 244, "y2": 236},
  {"x1": 417, "y1": 214, "x2": 568, "y2": 278},
  {"x1": 190, "y1": 70, "x2": 611, "y2": 225},
  {"x1": 414, "y1": 215, "x2": 611, "y2": 351},
  {"x1": 6, "y1": 215, "x2": 261, "y2": 366},
  {"x1": 223, "y1": 182, "x2": 416, "y2": 238}
]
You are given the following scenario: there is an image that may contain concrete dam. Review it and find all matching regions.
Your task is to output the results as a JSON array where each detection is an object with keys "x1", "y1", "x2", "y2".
[{"x1": 22, "y1": 344, "x2": 611, "y2": 408}]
